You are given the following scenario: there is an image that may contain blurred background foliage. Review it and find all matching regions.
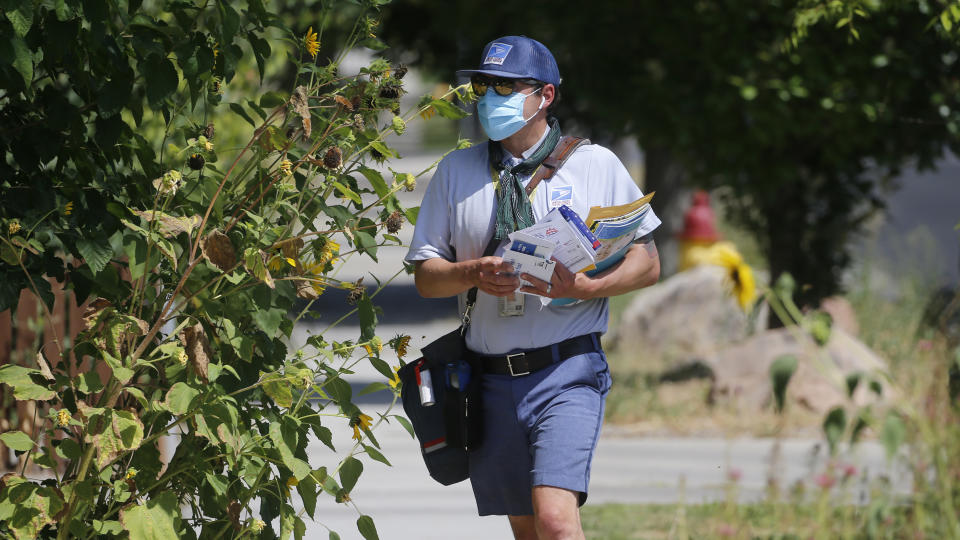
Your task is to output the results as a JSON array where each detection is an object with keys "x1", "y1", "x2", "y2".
[{"x1": 380, "y1": 0, "x2": 960, "y2": 310}]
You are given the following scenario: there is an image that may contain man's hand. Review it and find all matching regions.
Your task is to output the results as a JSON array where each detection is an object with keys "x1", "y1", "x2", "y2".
[
  {"x1": 469, "y1": 256, "x2": 520, "y2": 297},
  {"x1": 519, "y1": 258, "x2": 588, "y2": 299}
]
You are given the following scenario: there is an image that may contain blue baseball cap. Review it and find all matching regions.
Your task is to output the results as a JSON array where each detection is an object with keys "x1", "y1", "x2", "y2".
[{"x1": 456, "y1": 35, "x2": 561, "y2": 87}]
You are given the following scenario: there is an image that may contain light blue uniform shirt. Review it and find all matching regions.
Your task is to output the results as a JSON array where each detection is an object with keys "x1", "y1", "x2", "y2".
[{"x1": 406, "y1": 131, "x2": 660, "y2": 355}]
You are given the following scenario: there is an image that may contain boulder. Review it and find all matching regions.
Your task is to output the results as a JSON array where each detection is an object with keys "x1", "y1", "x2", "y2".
[
  {"x1": 609, "y1": 265, "x2": 765, "y2": 368},
  {"x1": 704, "y1": 327, "x2": 890, "y2": 414}
]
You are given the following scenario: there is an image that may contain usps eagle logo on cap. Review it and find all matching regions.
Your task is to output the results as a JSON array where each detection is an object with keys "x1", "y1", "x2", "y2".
[{"x1": 483, "y1": 42, "x2": 513, "y2": 66}]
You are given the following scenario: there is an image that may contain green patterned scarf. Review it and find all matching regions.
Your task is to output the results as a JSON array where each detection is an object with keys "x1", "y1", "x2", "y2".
[{"x1": 488, "y1": 118, "x2": 562, "y2": 241}]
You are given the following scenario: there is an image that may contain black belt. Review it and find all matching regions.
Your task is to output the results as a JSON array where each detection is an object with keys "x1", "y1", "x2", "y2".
[{"x1": 471, "y1": 333, "x2": 601, "y2": 377}]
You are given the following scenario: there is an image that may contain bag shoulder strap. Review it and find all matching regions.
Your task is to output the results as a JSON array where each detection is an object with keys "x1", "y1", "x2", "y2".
[
  {"x1": 524, "y1": 135, "x2": 590, "y2": 196},
  {"x1": 461, "y1": 135, "x2": 589, "y2": 329}
]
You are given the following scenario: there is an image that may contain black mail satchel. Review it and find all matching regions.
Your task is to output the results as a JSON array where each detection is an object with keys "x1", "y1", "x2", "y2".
[{"x1": 398, "y1": 135, "x2": 590, "y2": 486}]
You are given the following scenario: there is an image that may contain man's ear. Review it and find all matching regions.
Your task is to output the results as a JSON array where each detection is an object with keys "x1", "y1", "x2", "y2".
[{"x1": 541, "y1": 83, "x2": 556, "y2": 109}]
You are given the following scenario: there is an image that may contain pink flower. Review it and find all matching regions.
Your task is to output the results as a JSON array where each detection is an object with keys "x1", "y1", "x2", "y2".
[
  {"x1": 842, "y1": 463, "x2": 857, "y2": 479},
  {"x1": 727, "y1": 467, "x2": 743, "y2": 483},
  {"x1": 717, "y1": 523, "x2": 736, "y2": 537},
  {"x1": 815, "y1": 473, "x2": 836, "y2": 490},
  {"x1": 918, "y1": 339, "x2": 933, "y2": 351}
]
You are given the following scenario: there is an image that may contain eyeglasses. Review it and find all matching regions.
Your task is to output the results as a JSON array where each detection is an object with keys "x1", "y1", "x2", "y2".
[{"x1": 470, "y1": 75, "x2": 542, "y2": 97}]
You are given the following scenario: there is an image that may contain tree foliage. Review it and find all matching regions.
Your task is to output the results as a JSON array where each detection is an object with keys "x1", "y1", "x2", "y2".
[
  {"x1": 0, "y1": 0, "x2": 469, "y2": 537},
  {"x1": 381, "y1": 0, "x2": 960, "y2": 306}
]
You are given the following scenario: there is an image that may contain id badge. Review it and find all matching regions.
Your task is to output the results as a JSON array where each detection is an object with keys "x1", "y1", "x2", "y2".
[{"x1": 499, "y1": 293, "x2": 525, "y2": 317}]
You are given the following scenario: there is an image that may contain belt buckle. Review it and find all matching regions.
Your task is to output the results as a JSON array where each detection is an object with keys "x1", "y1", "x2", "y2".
[{"x1": 505, "y1": 353, "x2": 529, "y2": 377}]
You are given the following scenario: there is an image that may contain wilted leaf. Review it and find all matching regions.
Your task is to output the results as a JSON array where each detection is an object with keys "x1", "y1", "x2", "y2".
[
  {"x1": 0, "y1": 365, "x2": 55, "y2": 401},
  {"x1": 333, "y1": 95, "x2": 354, "y2": 111},
  {"x1": 183, "y1": 324, "x2": 211, "y2": 382},
  {"x1": 132, "y1": 210, "x2": 201, "y2": 238},
  {"x1": 201, "y1": 230, "x2": 236, "y2": 272},
  {"x1": 292, "y1": 85, "x2": 312, "y2": 137},
  {"x1": 244, "y1": 248, "x2": 275, "y2": 288},
  {"x1": 261, "y1": 372, "x2": 292, "y2": 408},
  {"x1": 85, "y1": 409, "x2": 144, "y2": 469},
  {"x1": 35, "y1": 351, "x2": 54, "y2": 381}
]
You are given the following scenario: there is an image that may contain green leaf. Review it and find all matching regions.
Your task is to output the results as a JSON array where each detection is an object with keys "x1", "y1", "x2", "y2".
[
  {"x1": 163, "y1": 382, "x2": 199, "y2": 415},
  {"x1": 942, "y1": 9, "x2": 953, "y2": 31},
  {"x1": 93, "y1": 520, "x2": 124, "y2": 535},
  {"x1": 76, "y1": 238, "x2": 113, "y2": 275},
  {"x1": 261, "y1": 372, "x2": 293, "y2": 408},
  {"x1": 362, "y1": 443, "x2": 391, "y2": 466},
  {"x1": 260, "y1": 91, "x2": 287, "y2": 108},
  {"x1": 822, "y1": 406, "x2": 846, "y2": 455},
  {"x1": 845, "y1": 372, "x2": 861, "y2": 398},
  {"x1": 143, "y1": 54, "x2": 179, "y2": 107},
  {"x1": 9, "y1": 36, "x2": 32, "y2": 87},
  {"x1": 331, "y1": 181, "x2": 362, "y2": 205},
  {"x1": 393, "y1": 415, "x2": 415, "y2": 438},
  {"x1": 253, "y1": 307, "x2": 285, "y2": 337},
  {"x1": 0, "y1": 430, "x2": 34, "y2": 452},
  {"x1": 0, "y1": 364, "x2": 55, "y2": 401},
  {"x1": 329, "y1": 532, "x2": 341, "y2": 540},
  {"x1": 5, "y1": 0, "x2": 33, "y2": 37},
  {"x1": 269, "y1": 421, "x2": 311, "y2": 480},
  {"x1": 881, "y1": 412, "x2": 905, "y2": 460},
  {"x1": 339, "y1": 456, "x2": 363, "y2": 493},
  {"x1": 356, "y1": 515, "x2": 379, "y2": 540},
  {"x1": 76, "y1": 370, "x2": 104, "y2": 394},
  {"x1": 296, "y1": 472, "x2": 318, "y2": 519},
  {"x1": 358, "y1": 167, "x2": 391, "y2": 199},
  {"x1": 358, "y1": 294, "x2": 377, "y2": 342},
  {"x1": 120, "y1": 490, "x2": 180, "y2": 540},
  {"x1": 430, "y1": 99, "x2": 468, "y2": 120},
  {"x1": 55, "y1": 438, "x2": 82, "y2": 460},
  {"x1": 229, "y1": 103, "x2": 257, "y2": 127},
  {"x1": 404, "y1": 206, "x2": 419, "y2": 226},
  {"x1": 769, "y1": 354, "x2": 797, "y2": 413},
  {"x1": 369, "y1": 141, "x2": 398, "y2": 160},
  {"x1": 358, "y1": 382, "x2": 389, "y2": 396}
]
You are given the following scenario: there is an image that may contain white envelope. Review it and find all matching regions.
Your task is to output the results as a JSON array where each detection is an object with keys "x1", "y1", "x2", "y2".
[{"x1": 500, "y1": 249, "x2": 556, "y2": 295}]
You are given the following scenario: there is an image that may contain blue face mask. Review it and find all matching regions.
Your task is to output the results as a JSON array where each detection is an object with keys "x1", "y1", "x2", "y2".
[{"x1": 477, "y1": 87, "x2": 545, "y2": 141}]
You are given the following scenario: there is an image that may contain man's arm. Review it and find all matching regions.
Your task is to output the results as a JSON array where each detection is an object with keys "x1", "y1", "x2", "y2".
[
  {"x1": 414, "y1": 257, "x2": 521, "y2": 298},
  {"x1": 519, "y1": 235, "x2": 660, "y2": 300}
]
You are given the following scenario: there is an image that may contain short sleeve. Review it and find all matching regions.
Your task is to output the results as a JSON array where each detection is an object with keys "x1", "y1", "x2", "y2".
[
  {"x1": 588, "y1": 145, "x2": 662, "y2": 239},
  {"x1": 405, "y1": 159, "x2": 455, "y2": 263}
]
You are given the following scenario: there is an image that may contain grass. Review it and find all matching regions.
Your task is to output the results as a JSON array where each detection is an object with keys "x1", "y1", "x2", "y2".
[
  {"x1": 581, "y1": 500, "x2": 936, "y2": 540},
  {"x1": 592, "y1": 219, "x2": 960, "y2": 538}
]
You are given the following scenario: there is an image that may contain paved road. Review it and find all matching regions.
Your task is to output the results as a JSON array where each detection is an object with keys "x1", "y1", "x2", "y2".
[{"x1": 295, "y1": 401, "x2": 908, "y2": 540}]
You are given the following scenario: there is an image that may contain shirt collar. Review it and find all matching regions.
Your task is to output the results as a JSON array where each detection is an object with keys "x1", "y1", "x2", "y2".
[{"x1": 502, "y1": 125, "x2": 552, "y2": 167}]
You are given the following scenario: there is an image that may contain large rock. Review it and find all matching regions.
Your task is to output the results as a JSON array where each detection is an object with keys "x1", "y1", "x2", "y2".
[
  {"x1": 705, "y1": 327, "x2": 890, "y2": 414},
  {"x1": 609, "y1": 265, "x2": 764, "y2": 367}
]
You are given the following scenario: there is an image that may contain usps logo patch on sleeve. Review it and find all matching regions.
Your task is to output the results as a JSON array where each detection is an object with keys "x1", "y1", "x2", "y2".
[
  {"x1": 483, "y1": 43, "x2": 513, "y2": 66},
  {"x1": 550, "y1": 186, "x2": 573, "y2": 208}
]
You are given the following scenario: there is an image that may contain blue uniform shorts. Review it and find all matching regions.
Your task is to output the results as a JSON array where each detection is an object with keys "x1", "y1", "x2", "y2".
[{"x1": 468, "y1": 348, "x2": 612, "y2": 516}]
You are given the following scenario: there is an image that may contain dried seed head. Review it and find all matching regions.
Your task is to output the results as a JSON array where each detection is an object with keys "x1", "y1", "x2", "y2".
[
  {"x1": 394, "y1": 64, "x2": 408, "y2": 80},
  {"x1": 385, "y1": 210, "x2": 403, "y2": 234},
  {"x1": 203, "y1": 123, "x2": 215, "y2": 140},
  {"x1": 378, "y1": 83, "x2": 400, "y2": 99},
  {"x1": 346, "y1": 281, "x2": 364, "y2": 305},
  {"x1": 353, "y1": 113, "x2": 364, "y2": 129},
  {"x1": 370, "y1": 148, "x2": 385, "y2": 162},
  {"x1": 351, "y1": 95, "x2": 362, "y2": 110},
  {"x1": 323, "y1": 146, "x2": 342, "y2": 169},
  {"x1": 188, "y1": 153, "x2": 205, "y2": 170}
]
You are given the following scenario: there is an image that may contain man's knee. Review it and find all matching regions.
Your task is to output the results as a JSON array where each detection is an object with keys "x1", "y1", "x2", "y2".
[{"x1": 532, "y1": 486, "x2": 583, "y2": 540}]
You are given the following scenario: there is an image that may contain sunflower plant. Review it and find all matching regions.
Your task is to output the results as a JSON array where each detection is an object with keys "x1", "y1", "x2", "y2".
[{"x1": 0, "y1": 1, "x2": 471, "y2": 538}]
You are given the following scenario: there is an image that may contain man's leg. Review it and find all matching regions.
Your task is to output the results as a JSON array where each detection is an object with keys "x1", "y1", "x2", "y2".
[
  {"x1": 508, "y1": 515, "x2": 538, "y2": 540},
  {"x1": 531, "y1": 486, "x2": 583, "y2": 540}
]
